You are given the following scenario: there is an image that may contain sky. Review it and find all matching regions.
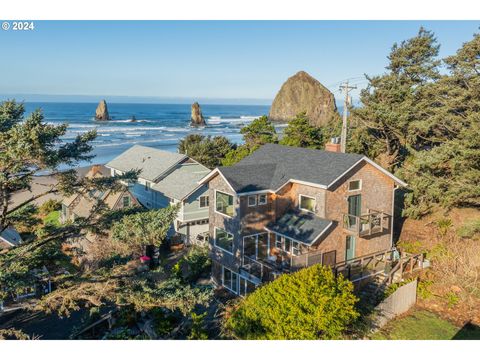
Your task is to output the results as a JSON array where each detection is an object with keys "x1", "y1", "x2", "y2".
[{"x1": 0, "y1": 21, "x2": 478, "y2": 104}]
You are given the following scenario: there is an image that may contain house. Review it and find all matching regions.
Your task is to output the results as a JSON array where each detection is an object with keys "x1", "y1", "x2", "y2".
[
  {"x1": 0, "y1": 227, "x2": 22, "y2": 249},
  {"x1": 61, "y1": 164, "x2": 139, "y2": 223},
  {"x1": 198, "y1": 143, "x2": 407, "y2": 296},
  {"x1": 106, "y1": 145, "x2": 211, "y2": 245}
]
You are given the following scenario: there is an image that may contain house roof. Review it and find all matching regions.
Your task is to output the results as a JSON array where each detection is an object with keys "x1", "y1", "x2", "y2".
[
  {"x1": 152, "y1": 162, "x2": 210, "y2": 200},
  {"x1": 106, "y1": 145, "x2": 187, "y2": 182},
  {"x1": 265, "y1": 208, "x2": 333, "y2": 245},
  {"x1": 202, "y1": 143, "x2": 406, "y2": 193},
  {"x1": 0, "y1": 227, "x2": 22, "y2": 247}
]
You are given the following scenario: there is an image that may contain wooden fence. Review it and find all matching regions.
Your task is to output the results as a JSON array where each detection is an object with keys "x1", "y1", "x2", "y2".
[{"x1": 373, "y1": 279, "x2": 417, "y2": 329}]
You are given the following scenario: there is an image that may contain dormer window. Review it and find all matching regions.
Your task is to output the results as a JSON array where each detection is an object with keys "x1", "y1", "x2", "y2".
[
  {"x1": 299, "y1": 195, "x2": 316, "y2": 213},
  {"x1": 247, "y1": 195, "x2": 257, "y2": 207},
  {"x1": 348, "y1": 180, "x2": 362, "y2": 191},
  {"x1": 258, "y1": 194, "x2": 267, "y2": 205}
]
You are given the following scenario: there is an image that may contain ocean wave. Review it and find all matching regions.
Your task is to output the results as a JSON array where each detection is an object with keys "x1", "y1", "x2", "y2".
[{"x1": 94, "y1": 137, "x2": 181, "y2": 148}]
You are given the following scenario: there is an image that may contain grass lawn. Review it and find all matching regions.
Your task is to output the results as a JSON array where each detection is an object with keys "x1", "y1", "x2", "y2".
[
  {"x1": 371, "y1": 309, "x2": 480, "y2": 340},
  {"x1": 43, "y1": 210, "x2": 61, "y2": 227}
]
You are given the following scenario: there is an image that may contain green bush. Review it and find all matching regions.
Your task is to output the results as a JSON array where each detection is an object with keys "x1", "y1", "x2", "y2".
[
  {"x1": 39, "y1": 199, "x2": 61, "y2": 215},
  {"x1": 457, "y1": 219, "x2": 480, "y2": 239},
  {"x1": 417, "y1": 279, "x2": 434, "y2": 300},
  {"x1": 224, "y1": 265, "x2": 359, "y2": 340},
  {"x1": 183, "y1": 246, "x2": 211, "y2": 282},
  {"x1": 188, "y1": 311, "x2": 209, "y2": 340}
]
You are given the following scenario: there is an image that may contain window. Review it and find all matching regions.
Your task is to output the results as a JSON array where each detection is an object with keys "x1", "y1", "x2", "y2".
[
  {"x1": 239, "y1": 276, "x2": 256, "y2": 297},
  {"x1": 223, "y1": 267, "x2": 238, "y2": 293},
  {"x1": 292, "y1": 241, "x2": 301, "y2": 256},
  {"x1": 284, "y1": 237, "x2": 292, "y2": 253},
  {"x1": 299, "y1": 195, "x2": 316, "y2": 212},
  {"x1": 215, "y1": 191, "x2": 234, "y2": 217},
  {"x1": 122, "y1": 196, "x2": 131, "y2": 207},
  {"x1": 169, "y1": 197, "x2": 176, "y2": 205},
  {"x1": 247, "y1": 195, "x2": 257, "y2": 207},
  {"x1": 275, "y1": 234, "x2": 283, "y2": 249},
  {"x1": 258, "y1": 194, "x2": 267, "y2": 205},
  {"x1": 349, "y1": 180, "x2": 362, "y2": 191},
  {"x1": 199, "y1": 195, "x2": 209, "y2": 208},
  {"x1": 145, "y1": 181, "x2": 151, "y2": 192},
  {"x1": 215, "y1": 228, "x2": 234, "y2": 253}
]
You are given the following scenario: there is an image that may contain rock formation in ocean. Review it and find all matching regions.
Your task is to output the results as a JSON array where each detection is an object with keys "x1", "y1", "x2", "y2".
[
  {"x1": 190, "y1": 102, "x2": 206, "y2": 126},
  {"x1": 95, "y1": 100, "x2": 110, "y2": 121},
  {"x1": 269, "y1": 71, "x2": 337, "y2": 126}
]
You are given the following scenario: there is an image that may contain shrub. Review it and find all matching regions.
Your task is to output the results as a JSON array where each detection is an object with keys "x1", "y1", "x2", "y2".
[
  {"x1": 417, "y1": 279, "x2": 434, "y2": 300},
  {"x1": 188, "y1": 311, "x2": 209, "y2": 340},
  {"x1": 224, "y1": 265, "x2": 359, "y2": 340},
  {"x1": 437, "y1": 218, "x2": 452, "y2": 237},
  {"x1": 457, "y1": 219, "x2": 480, "y2": 239},
  {"x1": 183, "y1": 246, "x2": 211, "y2": 282},
  {"x1": 39, "y1": 199, "x2": 61, "y2": 215}
]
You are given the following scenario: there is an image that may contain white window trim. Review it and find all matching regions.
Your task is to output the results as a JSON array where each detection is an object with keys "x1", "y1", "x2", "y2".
[
  {"x1": 258, "y1": 194, "x2": 268, "y2": 205},
  {"x1": 348, "y1": 179, "x2": 362, "y2": 192},
  {"x1": 214, "y1": 227, "x2": 234, "y2": 255},
  {"x1": 199, "y1": 195, "x2": 209, "y2": 209},
  {"x1": 242, "y1": 232, "x2": 268, "y2": 261},
  {"x1": 222, "y1": 266, "x2": 238, "y2": 294},
  {"x1": 299, "y1": 194, "x2": 316, "y2": 213},
  {"x1": 247, "y1": 195, "x2": 257, "y2": 207},
  {"x1": 214, "y1": 189, "x2": 235, "y2": 218},
  {"x1": 273, "y1": 233, "x2": 302, "y2": 256}
]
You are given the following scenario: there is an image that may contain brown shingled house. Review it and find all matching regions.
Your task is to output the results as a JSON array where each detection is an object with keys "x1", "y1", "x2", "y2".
[
  {"x1": 199, "y1": 144, "x2": 407, "y2": 296},
  {"x1": 61, "y1": 165, "x2": 140, "y2": 224}
]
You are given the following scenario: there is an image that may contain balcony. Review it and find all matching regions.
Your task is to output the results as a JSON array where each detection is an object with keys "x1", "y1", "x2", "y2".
[{"x1": 342, "y1": 210, "x2": 390, "y2": 237}]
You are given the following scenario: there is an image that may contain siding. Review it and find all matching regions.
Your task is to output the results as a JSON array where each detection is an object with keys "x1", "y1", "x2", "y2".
[{"x1": 180, "y1": 185, "x2": 209, "y2": 221}]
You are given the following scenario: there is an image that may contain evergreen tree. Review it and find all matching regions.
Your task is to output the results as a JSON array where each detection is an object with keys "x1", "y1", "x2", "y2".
[
  {"x1": 178, "y1": 134, "x2": 234, "y2": 168},
  {"x1": 279, "y1": 112, "x2": 325, "y2": 149},
  {"x1": 349, "y1": 28, "x2": 441, "y2": 170}
]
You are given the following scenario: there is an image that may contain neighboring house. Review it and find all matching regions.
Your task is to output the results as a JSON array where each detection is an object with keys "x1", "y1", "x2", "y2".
[
  {"x1": 106, "y1": 145, "x2": 211, "y2": 244},
  {"x1": 61, "y1": 165, "x2": 139, "y2": 224},
  {"x1": 199, "y1": 143, "x2": 407, "y2": 296},
  {"x1": 0, "y1": 227, "x2": 22, "y2": 250}
]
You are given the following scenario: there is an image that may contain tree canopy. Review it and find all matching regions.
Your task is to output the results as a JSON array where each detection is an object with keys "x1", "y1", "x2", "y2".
[
  {"x1": 178, "y1": 134, "x2": 234, "y2": 169},
  {"x1": 224, "y1": 265, "x2": 358, "y2": 340},
  {"x1": 348, "y1": 29, "x2": 480, "y2": 217}
]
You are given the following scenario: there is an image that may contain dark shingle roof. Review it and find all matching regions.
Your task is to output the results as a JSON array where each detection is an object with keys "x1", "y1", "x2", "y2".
[
  {"x1": 217, "y1": 144, "x2": 363, "y2": 193},
  {"x1": 265, "y1": 208, "x2": 332, "y2": 245}
]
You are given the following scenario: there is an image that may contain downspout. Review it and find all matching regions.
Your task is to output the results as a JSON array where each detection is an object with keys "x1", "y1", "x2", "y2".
[{"x1": 391, "y1": 185, "x2": 399, "y2": 249}]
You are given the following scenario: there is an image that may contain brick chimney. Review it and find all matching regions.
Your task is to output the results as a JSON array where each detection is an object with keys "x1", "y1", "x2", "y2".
[{"x1": 325, "y1": 137, "x2": 341, "y2": 153}]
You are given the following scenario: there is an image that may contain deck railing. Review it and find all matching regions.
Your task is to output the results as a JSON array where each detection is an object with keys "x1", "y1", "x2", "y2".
[{"x1": 343, "y1": 210, "x2": 390, "y2": 237}]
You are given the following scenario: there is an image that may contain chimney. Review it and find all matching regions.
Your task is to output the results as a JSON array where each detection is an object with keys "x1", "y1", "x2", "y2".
[{"x1": 325, "y1": 137, "x2": 341, "y2": 153}]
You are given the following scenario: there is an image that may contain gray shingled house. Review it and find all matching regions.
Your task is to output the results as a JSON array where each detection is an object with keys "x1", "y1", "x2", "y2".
[
  {"x1": 199, "y1": 143, "x2": 407, "y2": 296},
  {"x1": 106, "y1": 145, "x2": 211, "y2": 245}
]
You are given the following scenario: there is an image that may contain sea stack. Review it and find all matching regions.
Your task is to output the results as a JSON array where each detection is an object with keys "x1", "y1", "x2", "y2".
[
  {"x1": 269, "y1": 71, "x2": 337, "y2": 127},
  {"x1": 190, "y1": 102, "x2": 206, "y2": 126},
  {"x1": 95, "y1": 99, "x2": 111, "y2": 121}
]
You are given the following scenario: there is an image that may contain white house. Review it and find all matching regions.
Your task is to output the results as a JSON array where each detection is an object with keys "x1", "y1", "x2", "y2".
[{"x1": 106, "y1": 145, "x2": 211, "y2": 245}]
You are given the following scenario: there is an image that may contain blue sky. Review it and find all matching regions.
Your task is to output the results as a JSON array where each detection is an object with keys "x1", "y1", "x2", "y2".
[{"x1": 0, "y1": 21, "x2": 478, "y2": 103}]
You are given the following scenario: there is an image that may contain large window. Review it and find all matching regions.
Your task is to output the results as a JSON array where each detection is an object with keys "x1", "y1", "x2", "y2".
[
  {"x1": 223, "y1": 267, "x2": 238, "y2": 293},
  {"x1": 215, "y1": 191, "x2": 234, "y2": 217},
  {"x1": 215, "y1": 228, "x2": 234, "y2": 254},
  {"x1": 274, "y1": 234, "x2": 302, "y2": 256},
  {"x1": 243, "y1": 233, "x2": 268, "y2": 260},
  {"x1": 199, "y1": 195, "x2": 209, "y2": 208},
  {"x1": 299, "y1": 195, "x2": 316, "y2": 213}
]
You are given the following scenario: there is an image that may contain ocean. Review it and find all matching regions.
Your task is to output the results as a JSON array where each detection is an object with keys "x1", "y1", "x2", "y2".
[{"x1": 22, "y1": 102, "x2": 272, "y2": 168}]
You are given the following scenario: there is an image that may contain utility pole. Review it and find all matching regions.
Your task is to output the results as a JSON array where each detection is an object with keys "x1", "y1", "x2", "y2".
[{"x1": 339, "y1": 81, "x2": 357, "y2": 153}]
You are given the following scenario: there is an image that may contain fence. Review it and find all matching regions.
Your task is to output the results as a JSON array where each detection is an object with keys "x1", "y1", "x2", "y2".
[{"x1": 372, "y1": 279, "x2": 417, "y2": 329}]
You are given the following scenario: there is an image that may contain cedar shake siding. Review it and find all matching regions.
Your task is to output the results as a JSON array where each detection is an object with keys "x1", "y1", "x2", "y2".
[{"x1": 201, "y1": 144, "x2": 406, "y2": 293}]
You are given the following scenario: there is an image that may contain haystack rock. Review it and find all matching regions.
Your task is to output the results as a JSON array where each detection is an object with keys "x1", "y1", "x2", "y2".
[
  {"x1": 95, "y1": 100, "x2": 110, "y2": 121},
  {"x1": 269, "y1": 71, "x2": 337, "y2": 126},
  {"x1": 190, "y1": 102, "x2": 206, "y2": 126}
]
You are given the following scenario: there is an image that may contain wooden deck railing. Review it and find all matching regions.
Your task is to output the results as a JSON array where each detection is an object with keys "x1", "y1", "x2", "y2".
[{"x1": 343, "y1": 210, "x2": 390, "y2": 237}]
